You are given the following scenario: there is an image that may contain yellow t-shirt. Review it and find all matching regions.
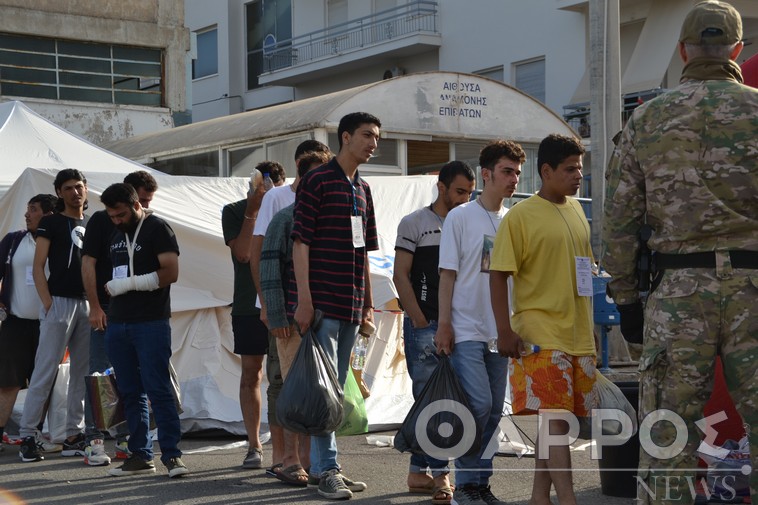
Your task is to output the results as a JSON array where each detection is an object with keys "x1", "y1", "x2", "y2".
[{"x1": 490, "y1": 195, "x2": 595, "y2": 356}]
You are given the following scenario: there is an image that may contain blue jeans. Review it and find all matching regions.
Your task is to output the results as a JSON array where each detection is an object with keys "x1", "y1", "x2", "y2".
[
  {"x1": 403, "y1": 318, "x2": 449, "y2": 476},
  {"x1": 85, "y1": 325, "x2": 129, "y2": 442},
  {"x1": 450, "y1": 340, "x2": 508, "y2": 487},
  {"x1": 105, "y1": 319, "x2": 181, "y2": 463},
  {"x1": 309, "y1": 317, "x2": 358, "y2": 477}
]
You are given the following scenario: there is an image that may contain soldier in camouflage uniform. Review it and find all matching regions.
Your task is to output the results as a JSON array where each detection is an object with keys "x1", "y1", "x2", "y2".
[{"x1": 601, "y1": 2, "x2": 758, "y2": 504}]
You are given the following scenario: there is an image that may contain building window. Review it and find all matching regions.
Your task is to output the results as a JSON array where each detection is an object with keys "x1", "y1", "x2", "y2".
[
  {"x1": 246, "y1": 0, "x2": 292, "y2": 89},
  {"x1": 514, "y1": 57, "x2": 545, "y2": 103},
  {"x1": 0, "y1": 32, "x2": 163, "y2": 107},
  {"x1": 474, "y1": 65, "x2": 504, "y2": 83},
  {"x1": 193, "y1": 27, "x2": 218, "y2": 79}
]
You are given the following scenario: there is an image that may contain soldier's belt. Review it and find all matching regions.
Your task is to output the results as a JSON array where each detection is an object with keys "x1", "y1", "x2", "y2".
[{"x1": 656, "y1": 251, "x2": 758, "y2": 269}]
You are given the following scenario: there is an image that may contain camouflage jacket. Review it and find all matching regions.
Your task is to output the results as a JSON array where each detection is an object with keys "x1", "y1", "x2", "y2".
[{"x1": 602, "y1": 70, "x2": 758, "y2": 305}]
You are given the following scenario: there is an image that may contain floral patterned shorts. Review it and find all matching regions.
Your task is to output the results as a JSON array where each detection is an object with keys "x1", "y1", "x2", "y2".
[{"x1": 509, "y1": 350, "x2": 597, "y2": 416}]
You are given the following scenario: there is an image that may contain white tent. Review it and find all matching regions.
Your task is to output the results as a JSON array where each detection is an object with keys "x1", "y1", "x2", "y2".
[
  {"x1": 0, "y1": 101, "x2": 157, "y2": 198},
  {"x1": 0, "y1": 160, "x2": 435, "y2": 433}
]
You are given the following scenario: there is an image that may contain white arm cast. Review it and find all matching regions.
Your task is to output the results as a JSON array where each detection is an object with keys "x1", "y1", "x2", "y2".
[{"x1": 106, "y1": 271, "x2": 160, "y2": 297}]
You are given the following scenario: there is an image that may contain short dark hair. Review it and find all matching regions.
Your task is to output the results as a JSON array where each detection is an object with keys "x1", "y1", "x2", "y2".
[
  {"x1": 255, "y1": 161, "x2": 286, "y2": 184},
  {"x1": 479, "y1": 140, "x2": 526, "y2": 170},
  {"x1": 296, "y1": 150, "x2": 332, "y2": 178},
  {"x1": 438, "y1": 161, "x2": 475, "y2": 188},
  {"x1": 53, "y1": 169, "x2": 88, "y2": 211},
  {"x1": 294, "y1": 140, "x2": 331, "y2": 160},
  {"x1": 537, "y1": 134, "x2": 585, "y2": 180},
  {"x1": 101, "y1": 183, "x2": 138, "y2": 208},
  {"x1": 28, "y1": 194, "x2": 58, "y2": 214},
  {"x1": 337, "y1": 112, "x2": 381, "y2": 150},
  {"x1": 123, "y1": 170, "x2": 158, "y2": 193}
]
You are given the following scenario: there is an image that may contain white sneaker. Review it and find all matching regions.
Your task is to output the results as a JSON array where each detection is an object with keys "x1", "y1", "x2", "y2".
[
  {"x1": 34, "y1": 432, "x2": 62, "y2": 453},
  {"x1": 84, "y1": 439, "x2": 111, "y2": 466}
]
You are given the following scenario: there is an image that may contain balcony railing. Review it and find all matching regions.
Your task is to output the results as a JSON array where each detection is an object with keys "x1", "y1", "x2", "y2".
[{"x1": 257, "y1": 0, "x2": 439, "y2": 73}]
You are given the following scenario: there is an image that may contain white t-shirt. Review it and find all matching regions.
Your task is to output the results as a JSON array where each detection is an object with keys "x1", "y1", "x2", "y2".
[
  {"x1": 253, "y1": 184, "x2": 296, "y2": 237},
  {"x1": 9, "y1": 233, "x2": 44, "y2": 319},
  {"x1": 438, "y1": 200, "x2": 506, "y2": 343}
]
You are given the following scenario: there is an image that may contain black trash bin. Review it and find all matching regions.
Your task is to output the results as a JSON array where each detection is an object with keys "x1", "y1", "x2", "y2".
[{"x1": 598, "y1": 381, "x2": 640, "y2": 498}]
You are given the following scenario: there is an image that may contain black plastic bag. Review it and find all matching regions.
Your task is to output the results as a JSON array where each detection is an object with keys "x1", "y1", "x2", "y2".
[
  {"x1": 394, "y1": 353, "x2": 481, "y2": 459},
  {"x1": 276, "y1": 325, "x2": 344, "y2": 437}
]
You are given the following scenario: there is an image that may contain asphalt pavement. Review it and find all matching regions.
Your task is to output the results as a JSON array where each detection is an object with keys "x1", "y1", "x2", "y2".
[{"x1": 0, "y1": 415, "x2": 639, "y2": 505}]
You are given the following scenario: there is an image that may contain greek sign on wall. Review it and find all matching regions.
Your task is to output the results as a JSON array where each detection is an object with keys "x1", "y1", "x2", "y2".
[{"x1": 438, "y1": 80, "x2": 488, "y2": 118}]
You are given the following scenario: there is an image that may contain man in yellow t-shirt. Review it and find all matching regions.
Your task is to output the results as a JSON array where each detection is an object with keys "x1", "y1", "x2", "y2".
[{"x1": 490, "y1": 134, "x2": 596, "y2": 505}]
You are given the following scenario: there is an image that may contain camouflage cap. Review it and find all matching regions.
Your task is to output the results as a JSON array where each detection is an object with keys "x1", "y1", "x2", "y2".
[{"x1": 679, "y1": 0, "x2": 742, "y2": 45}]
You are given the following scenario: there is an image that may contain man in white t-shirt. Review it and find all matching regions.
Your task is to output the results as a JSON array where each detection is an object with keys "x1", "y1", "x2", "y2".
[
  {"x1": 436, "y1": 140, "x2": 524, "y2": 505},
  {"x1": 249, "y1": 140, "x2": 331, "y2": 477},
  {"x1": 0, "y1": 194, "x2": 56, "y2": 453}
]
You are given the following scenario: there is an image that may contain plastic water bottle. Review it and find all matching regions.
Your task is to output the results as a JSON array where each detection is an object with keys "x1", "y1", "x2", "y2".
[
  {"x1": 262, "y1": 172, "x2": 274, "y2": 191},
  {"x1": 521, "y1": 343, "x2": 541, "y2": 355},
  {"x1": 488, "y1": 338, "x2": 540, "y2": 355},
  {"x1": 352, "y1": 335, "x2": 368, "y2": 370}
]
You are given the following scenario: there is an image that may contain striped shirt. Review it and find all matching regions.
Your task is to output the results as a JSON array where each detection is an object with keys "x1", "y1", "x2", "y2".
[{"x1": 291, "y1": 158, "x2": 378, "y2": 323}]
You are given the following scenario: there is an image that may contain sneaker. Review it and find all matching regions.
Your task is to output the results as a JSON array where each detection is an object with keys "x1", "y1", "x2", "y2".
[
  {"x1": 18, "y1": 436, "x2": 44, "y2": 462},
  {"x1": 115, "y1": 439, "x2": 131, "y2": 460},
  {"x1": 107, "y1": 455, "x2": 156, "y2": 476},
  {"x1": 318, "y1": 469, "x2": 353, "y2": 500},
  {"x1": 3, "y1": 432, "x2": 22, "y2": 445},
  {"x1": 242, "y1": 446, "x2": 263, "y2": 469},
  {"x1": 84, "y1": 439, "x2": 111, "y2": 466},
  {"x1": 165, "y1": 457, "x2": 189, "y2": 478},
  {"x1": 61, "y1": 433, "x2": 86, "y2": 457},
  {"x1": 478, "y1": 484, "x2": 506, "y2": 505},
  {"x1": 451, "y1": 484, "x2": 487, "y2": 505},
  {"x1": 339, "y1": 473, "x2": 367, "y2": 492},
  {"x1": 35, "y1": 432, "x2": 62, "y2": 453}
]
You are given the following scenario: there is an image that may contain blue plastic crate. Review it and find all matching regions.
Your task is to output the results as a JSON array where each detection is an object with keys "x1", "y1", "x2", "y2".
[{"x1": 593, "y1": 276, "x2": 620, "y2": 326}]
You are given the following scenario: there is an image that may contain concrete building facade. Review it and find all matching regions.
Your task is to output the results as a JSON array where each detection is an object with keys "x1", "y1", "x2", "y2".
[
  {"x1": 186, "y1": 0, "x2": 757, "y2": 127},
  {"x1": 0, "y1": 0, "x2": 191, "y2": 144}
]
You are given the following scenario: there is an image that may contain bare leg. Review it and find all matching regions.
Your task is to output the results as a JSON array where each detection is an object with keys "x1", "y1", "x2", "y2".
[
  {"x1": 269, "y1": 424, "x2": 285, "y2": 465},
  {"x1": 530, "y1": 420, "x2": 575, "y2": 505},
  {"x1": 281, "y1": 428, "x2": 300, "y2": 469},
  {"x1": 298, "y1": 434, "x2": 310, "y2": 469},
  {"x1": 239, "y1": 355, "x2": 264, "y2": 449},
  {"x1": 0, "y1": 387, "x2": 21, "y2": 428}
]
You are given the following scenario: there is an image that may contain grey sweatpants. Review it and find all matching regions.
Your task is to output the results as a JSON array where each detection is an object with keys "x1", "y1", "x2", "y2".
[{"x1": 19, "y1": 296, "x2": 90, "y2": 439}]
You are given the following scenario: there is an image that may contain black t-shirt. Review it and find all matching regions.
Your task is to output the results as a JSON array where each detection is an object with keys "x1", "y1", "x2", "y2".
[
  {"x1": 107, "y1": 214, "x2": 179, "y2": 323},
  {"x1": 82, "y1": 210, "x2": 116, "y2": 305},
  {"x1": 36, "y1": 213, "x2": 89, "y2": 298}
]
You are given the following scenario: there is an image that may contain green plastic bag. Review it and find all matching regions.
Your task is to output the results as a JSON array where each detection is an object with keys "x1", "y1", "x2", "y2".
[{"x1": 336, "y1": 370, "x2": 369, "y2": 436}]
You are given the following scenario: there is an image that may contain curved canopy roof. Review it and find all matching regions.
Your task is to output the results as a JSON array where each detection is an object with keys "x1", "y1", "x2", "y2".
[{"x1": 106, "y1": 71, "x2": 575, "y2": 161}]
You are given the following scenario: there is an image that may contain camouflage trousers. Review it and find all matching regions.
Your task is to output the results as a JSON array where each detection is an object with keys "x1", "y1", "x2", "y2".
[{"x1": 637, "y1": 265, "x2": 758, "y2": 505}]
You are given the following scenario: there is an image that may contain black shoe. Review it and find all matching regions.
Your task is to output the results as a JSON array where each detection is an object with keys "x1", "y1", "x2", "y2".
[
  {"x1": 19, "y1": 436, "x2": 44, "y2": 462},
  {"x1": 478, "y1": 484, "x2": 507, "y2": 505},
  {"x1": 61, "y1": 432, "x2": 86, "y2": 457}
]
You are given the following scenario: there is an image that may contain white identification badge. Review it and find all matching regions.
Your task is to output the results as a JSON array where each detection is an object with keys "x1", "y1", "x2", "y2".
[
  {"x1": 351, "y1": 215, "x2": 365, "y2": 248},
  {"x1": 113, "y1": 265, "x2": 128, "y2": 279},
  {"x1": 25, "y1": 266, "x2": 34, "y2": 285},
  {"x1": 575, "y1": 256, "x2": 593, "y2": 297}
]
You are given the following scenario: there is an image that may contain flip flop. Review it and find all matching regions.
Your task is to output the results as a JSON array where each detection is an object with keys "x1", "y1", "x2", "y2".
[
  {"x1": 274, "y1": 464, "x2": 308, "y2": 487},
  {"x1": 265, "y1": 462, "x2": 283, "y2": 477},
  {"x1": 431, "y1": 484, "x2": 453, "y2": 505}
]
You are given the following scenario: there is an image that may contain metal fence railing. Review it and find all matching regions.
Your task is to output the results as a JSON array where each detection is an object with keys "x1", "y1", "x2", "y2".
[{"x1": 257, "y1": 0, "x2": 439, "y2": 73}]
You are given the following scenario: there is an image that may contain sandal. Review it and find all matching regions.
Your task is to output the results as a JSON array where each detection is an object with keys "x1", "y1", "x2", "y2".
[
  {"x1": 265, "y1": 462, "x2": 283, "y2": 478},
  {"x1": 408, "y1": 480, "x2": 434, "y2": 494},
  {"x1": 431, "y1": 484, "x2": 453, "y2": 505},
  {"x1": 274, "y1": 464, "x2": 308, "y2": 487}
]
